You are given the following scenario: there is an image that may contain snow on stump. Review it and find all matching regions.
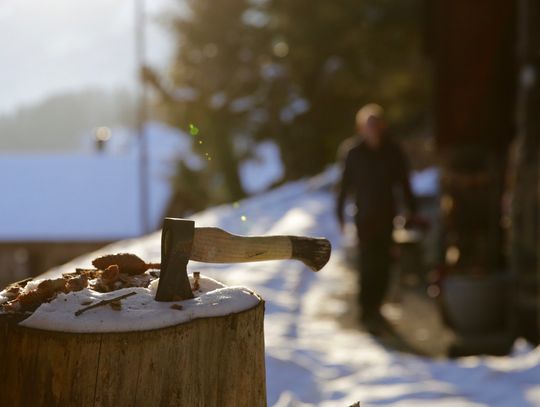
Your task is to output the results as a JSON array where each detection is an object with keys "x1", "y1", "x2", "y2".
[{"x1": 0, "y1": 273, "x2": 266, "y2": 406}]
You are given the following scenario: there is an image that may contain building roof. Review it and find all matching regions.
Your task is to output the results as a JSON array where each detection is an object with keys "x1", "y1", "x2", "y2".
[{"x1": 0, "y1": 122, "x2": 194, "y2": 241}]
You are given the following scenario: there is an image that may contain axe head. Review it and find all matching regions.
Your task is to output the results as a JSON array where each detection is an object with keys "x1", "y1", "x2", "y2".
[{"x1": 155, "y1": 218, "x2": 195, "y2": 302}]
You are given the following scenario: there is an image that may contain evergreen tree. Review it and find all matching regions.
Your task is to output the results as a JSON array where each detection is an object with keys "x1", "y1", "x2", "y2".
[
  {"x1": 261, "y1": 0, "x2": 429, "y2": 178},
  {"x1": 161, "y1": 0, "x2": 271, "y2": 206},
  {"x1": 157, "y1": 0, "x2": 429, "y2": 211}
]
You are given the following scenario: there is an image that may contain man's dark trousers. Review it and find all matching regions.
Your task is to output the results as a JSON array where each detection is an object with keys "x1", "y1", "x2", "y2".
[{"x1": 356, "y1": 221, "x2": 393, "y2": 321}]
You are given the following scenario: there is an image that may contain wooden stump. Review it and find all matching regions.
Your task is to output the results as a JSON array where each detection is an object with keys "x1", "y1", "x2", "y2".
[{"x1": 0, "y1": 301, "x2": 266, "y2": 407}]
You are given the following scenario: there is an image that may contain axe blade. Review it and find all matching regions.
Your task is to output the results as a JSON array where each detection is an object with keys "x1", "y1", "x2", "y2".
[{"x1": 155, "y1": 218, "x2": 195, "y2": 302}]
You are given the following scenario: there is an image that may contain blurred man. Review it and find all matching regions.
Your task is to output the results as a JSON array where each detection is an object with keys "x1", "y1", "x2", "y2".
[{"x1": 336, "y1": 104, "x2": 416, "y2": 333}]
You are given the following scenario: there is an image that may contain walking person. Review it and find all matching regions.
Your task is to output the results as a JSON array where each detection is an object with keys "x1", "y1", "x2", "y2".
[{"x1": 336, "y1": 104, "x2": 417, "y2": 333}]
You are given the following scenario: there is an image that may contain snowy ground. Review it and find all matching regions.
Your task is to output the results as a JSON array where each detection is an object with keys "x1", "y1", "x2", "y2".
[{"x1": 42, "y1": 168, "x2": 540, "y2": 407}]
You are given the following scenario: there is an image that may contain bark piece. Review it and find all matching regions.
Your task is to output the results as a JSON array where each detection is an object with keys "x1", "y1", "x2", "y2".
[{"x1": 92, "y1": 253, "x2": 160, "y2": 275}]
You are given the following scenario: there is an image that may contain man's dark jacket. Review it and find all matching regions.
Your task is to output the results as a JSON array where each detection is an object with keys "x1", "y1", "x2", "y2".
[{"x1": 336, "y1": 137, "x2": 416, "y2": 237}]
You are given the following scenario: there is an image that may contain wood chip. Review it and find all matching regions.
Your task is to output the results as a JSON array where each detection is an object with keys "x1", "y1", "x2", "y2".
[
  {"x1": 193, "y1": 272, "x2": 201, "y2": 291},
  {"x1": 92, "y1": 253, "x2": 160, "y2": 275},
  {"x1": 109, "y1": 300, "x2": 122, "y2": 311}
]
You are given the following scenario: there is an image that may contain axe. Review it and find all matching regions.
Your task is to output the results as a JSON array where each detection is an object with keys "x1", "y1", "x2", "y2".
[{"x1": 155, "y1": 218, "x2": 332, "y2": 301}]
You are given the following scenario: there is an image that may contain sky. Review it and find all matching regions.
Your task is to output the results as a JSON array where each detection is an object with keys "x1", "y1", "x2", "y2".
[{"x1": 0, "y1": 0, "x2": 180, "y2": 115}]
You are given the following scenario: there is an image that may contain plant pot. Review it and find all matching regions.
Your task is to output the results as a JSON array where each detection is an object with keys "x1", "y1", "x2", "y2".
[{"x1": 441, "y1": 273, "x2": 510, "y2": 334}]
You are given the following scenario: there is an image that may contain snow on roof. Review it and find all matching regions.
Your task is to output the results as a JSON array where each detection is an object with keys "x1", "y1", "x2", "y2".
[
  {"x1": 0, "y1": 122, "x2": 197, "y2": 242},
  {"x1": 0, "y1": 126, "x2": 288, "y2": 241},
  {"x1": 40, "y1": 167, "x2": 539, "y2": 406}
]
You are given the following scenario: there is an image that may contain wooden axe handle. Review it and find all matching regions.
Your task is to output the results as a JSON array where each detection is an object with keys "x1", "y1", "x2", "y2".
[{"x1": 191, "y1": 227, "x2": 331, "y2": 271}]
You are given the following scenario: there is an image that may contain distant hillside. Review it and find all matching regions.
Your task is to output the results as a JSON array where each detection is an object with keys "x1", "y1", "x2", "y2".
[{"x1": 0, "y1": 89, "x2": 137, "y2": 152}]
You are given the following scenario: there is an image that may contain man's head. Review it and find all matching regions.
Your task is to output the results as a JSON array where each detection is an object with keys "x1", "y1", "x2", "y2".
[{"x1": 355, "y1": 103, "x2": 386, "y2": 148}]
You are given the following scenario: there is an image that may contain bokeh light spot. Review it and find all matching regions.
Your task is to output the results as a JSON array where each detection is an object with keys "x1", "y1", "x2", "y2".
[
  {"x1": 95, "y1": 126, "x2": 112, "y2": 141},
  {"x1": 273, "y1": 41, "x2": 289, "y2": 58},
  {"x1": 189, "y1": 123, "x2": 199, "y2": 136}
]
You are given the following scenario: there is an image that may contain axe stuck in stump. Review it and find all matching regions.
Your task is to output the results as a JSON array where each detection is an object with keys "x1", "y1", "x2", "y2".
[
  {"x1": 156, "y1": 217, "x2": 332, "y2": 301},
  {"x1": 0, "y1": 217, "x2": 331, "y2": 406},
  {"x1": 88, "y1": 217, "x2": 332, "y2": 302}
]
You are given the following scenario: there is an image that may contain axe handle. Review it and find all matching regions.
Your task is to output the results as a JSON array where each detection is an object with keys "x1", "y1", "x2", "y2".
[{"x1": 191, "y1": 227, "x2": 331, "y2": 272}]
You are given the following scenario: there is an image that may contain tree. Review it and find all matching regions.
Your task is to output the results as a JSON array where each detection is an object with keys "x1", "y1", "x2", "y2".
[
  {"x1": 261, "y1": 0, "x2": 430, "y2": 178},
  {"x1": 155, "y1": 0, "x2": 429, "y2": 212},
  {"x1": 158, "y1": 0, "x2": 271, "y2": 206}
]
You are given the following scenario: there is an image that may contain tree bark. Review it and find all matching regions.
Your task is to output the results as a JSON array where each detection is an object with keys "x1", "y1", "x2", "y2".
[{"x1": 0, "y1": 301, "x2": 266, "y2": 406}]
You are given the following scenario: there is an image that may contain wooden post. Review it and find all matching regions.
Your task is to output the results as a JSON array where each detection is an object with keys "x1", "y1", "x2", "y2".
[
  {"x1": 0, "y1": 301, "x2": 266, "y2": 406},
  {"x1": 511, "y1": 0, "x2": 540, "y2": 345},
  {"x1": 428, "y1": 0, "x2": 518, "y2": 355}
]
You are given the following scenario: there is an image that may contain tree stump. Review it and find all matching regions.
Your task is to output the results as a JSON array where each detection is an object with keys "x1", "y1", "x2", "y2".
[{"x1": 0, "y1": 300, "x2": 266, "y2": 406}]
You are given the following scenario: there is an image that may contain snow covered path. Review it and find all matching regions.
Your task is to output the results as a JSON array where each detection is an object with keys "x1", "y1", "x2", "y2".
[{"x1": 44, "y1": 169, "x2": 540, "y2": 406}]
